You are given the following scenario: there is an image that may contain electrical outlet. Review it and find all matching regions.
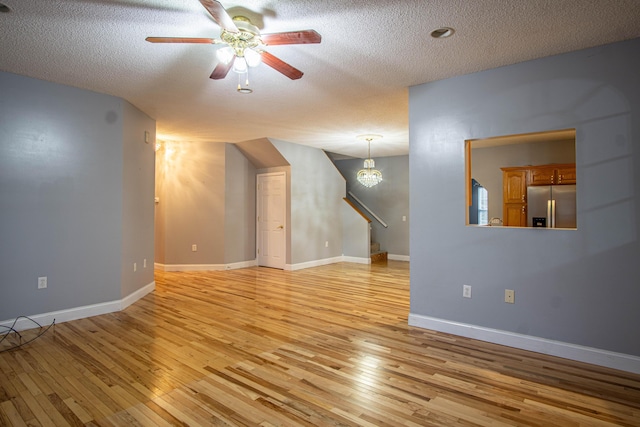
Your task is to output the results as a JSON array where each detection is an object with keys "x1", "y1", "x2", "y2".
[
  {"x1": 505, "y1": 289, "x2": 515, "y2": 303},
  {"x1": 38, "y1": 276, "x2": 47, "y2": 289},
  {"x1": 134, "y1": 262, "x2": 137, "y2": 272},
  {"x1": 463, "y1": 284, "x2": 472, "y2": 298},
  {"x1": 325, "y1": 241, "x2": 329, "y2": 247},
  {"x1": 192, "y1": 244, "x2": 197, "y2": 252},
  {"x1": 143, "y1": 259, "x2": 147, "y2": 268}
]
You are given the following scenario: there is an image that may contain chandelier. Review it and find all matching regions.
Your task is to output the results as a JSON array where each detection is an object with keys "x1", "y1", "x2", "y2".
[{"x1": 356, "y1": 134, "x2": 383, "y2": 187}]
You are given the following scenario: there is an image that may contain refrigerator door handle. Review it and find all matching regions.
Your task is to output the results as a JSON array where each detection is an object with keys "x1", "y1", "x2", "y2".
[
  {"x1": 546, "y1": 200, "x2": 552, "y2": 228},
  {"x1": 551, "y1": 199, "x2": 556, "y2": 228}
]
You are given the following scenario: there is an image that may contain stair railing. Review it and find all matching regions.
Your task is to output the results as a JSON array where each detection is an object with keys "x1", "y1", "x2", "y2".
[{"x1": 348, "y1": 191, "x2": 388, "y2": 228}]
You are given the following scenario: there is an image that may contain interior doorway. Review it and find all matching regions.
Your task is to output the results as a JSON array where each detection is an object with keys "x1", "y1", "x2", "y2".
[{"x1": 256, "y1": 172, "x2": 286, "y2": 269}]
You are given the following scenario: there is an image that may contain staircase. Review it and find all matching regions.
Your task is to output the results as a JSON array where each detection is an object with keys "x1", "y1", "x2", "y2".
[
  {"x1": 370, "y1": 241, "x2": 388, "y2": 263},
  {"x1": 342, "y1": 195, "x2": 387, "y2": 263}
]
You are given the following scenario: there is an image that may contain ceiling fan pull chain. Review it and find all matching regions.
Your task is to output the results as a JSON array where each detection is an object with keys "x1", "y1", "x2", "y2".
[{"x1": 237, "y1": 69, "x2": 253, "y2": 94}]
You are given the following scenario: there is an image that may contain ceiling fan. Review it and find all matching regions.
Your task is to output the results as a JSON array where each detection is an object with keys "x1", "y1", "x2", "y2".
[{"x1": 146, "y1": 0, "x2": 321, "y2": 92}]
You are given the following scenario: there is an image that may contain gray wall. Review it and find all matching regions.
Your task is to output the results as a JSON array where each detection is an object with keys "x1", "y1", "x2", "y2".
[
  {"x1": 335, "y1": 155, "x2": 410, "y2": 257},
  {"x1": 157, "y1": 141, "x2": 226, "y2": 265},
  {"x1": 270, "y1": 140, "x2": 346, "y2": 265},
  {"x1": 471, "y1": 139, "x2": 575, "y2": 221},
  {"x1": 409, "y1": 38, "x2": 640, "y2": 356},
  {"x1": 155, "y1": 141, "x2": 256, "y2": 267},
  {"x1": 154, "y1": 140, "x2": 166, "y2": 264},
  {"x1": 224, "y1": 143, "x2": 256, "y2": 264},
  {"x1": 0, "y1": 71, "x2": 154, "y2": 321},
  {"x1": 342, "y1": 202, "x2": 370, "y2": 259},
  {"x1": 121, "y1": 102, "x2": 156, "y2": 296}
]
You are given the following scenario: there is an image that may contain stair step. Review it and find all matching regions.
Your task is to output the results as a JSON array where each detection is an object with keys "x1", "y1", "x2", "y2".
[
  {"x1": 370, "y1": 242, "x2": 380, "y2": 253},
  {"x1": 370, "y1": 251, "x2": 387, "y2": 263}
]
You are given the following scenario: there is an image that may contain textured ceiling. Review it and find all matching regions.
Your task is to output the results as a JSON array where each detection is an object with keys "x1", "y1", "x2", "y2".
[{"x1": 1, "y1": 0, "x2": 639, "y2": 157}]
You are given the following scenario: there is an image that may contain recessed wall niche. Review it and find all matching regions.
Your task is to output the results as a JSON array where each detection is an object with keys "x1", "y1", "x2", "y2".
[{"x1": 465, "y1": 129, "x2": 576, "y2": 229}]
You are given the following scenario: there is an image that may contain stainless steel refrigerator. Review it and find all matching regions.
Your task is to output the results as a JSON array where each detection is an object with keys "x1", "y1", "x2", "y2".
[{"x1": 527, "y1": 185, "x2": 576, "y2": 229}]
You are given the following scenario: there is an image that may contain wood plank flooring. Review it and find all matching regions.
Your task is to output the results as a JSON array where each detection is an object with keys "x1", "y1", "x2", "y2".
[{"x1": 1, "y1": 261, "x2": 640, "y2": 426}]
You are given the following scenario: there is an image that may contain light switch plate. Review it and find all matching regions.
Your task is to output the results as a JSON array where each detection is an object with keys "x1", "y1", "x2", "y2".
[
  {"x1": 463, "y1": 285, "x2": 472, "y2": 298},
  {"x1": 505, "y1": 289, "x2": 515, "y2": 303}
]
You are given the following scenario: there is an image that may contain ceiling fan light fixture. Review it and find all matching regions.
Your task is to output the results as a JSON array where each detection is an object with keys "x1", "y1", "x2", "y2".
[
  {"x1": 216, "y1": 46, "x2": 235, "y2": 65},
  {"x1": 244, "y1": 48, "x2": 262, "y2": 67},
  {"x1": 232, "y1": 56, "x2": 248, "y2": 73}
]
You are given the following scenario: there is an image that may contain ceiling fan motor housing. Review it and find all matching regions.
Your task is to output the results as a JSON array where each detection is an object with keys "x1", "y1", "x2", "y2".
[{"x1": 221, "y1": 16, "x2": 262, "y2": 57}]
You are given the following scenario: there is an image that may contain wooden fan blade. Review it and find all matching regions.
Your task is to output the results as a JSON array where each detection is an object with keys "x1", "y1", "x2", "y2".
[
  {"x1": 199, "y1": 0, "x2": 238, "y2": 33},
  {"x1": 261, "y1": 51, "x2": 303, "y2": 80},
  {"x1": 210, "y1": 57, "x2": 235, "y2": 80},
  {"x1": 146, "y1": 37, "x2": 216, "y2": 44},
  {"x1": 260, "y1": 30, "x2": 321, "y2": 46}
]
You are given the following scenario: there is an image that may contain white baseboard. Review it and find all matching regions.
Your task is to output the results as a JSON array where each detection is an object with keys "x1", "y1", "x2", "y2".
[
  {"x1": 224, "y1": 259, "x2": 258, "y2": 270},
  {"x1": 155, "y1": 260, "x2": 258, "y2": 272},
  {"x1": 408, "y1": 313, "x2": 640, "y2": 375},
  {"x1": 157, "y1": 255, "x2": 396, "y2": 273},
  {"x1": 286, "y1": 256, "x2": 344, "y2": 271},
  {"x1": 157, "y1": 263, "x2": 225, "y2": 271},
  {"x1": 1, "y1": 281, "x2": 155, "y2": 333},
  {"x1": 121, "y1": 281, "x2": 156, "y2": 310},
  {"x1": 342, "y1": 256, "x2": 371, "y2": 265},
  {"x1": 388, "y1": 254, "x2": 410, "y2": 262}
]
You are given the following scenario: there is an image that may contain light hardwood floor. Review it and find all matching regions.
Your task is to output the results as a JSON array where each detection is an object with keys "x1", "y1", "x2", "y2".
[{"x1": 1, "y1": 261, "x2": 639, "y2": 426}]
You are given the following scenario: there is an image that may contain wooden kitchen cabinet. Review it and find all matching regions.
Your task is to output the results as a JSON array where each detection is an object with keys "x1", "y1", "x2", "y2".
[
  {"x1": 555, "y1": 166, "x2": 576, "y2": 184},
  {"x1": 503, "y1": 169, "x2": 527, "y2": 203},
  {"x1": 529, "y1": 164, "x2": 576, "y2": 186},
  {"x1": 529, "y1": 167, "x2": 555, "y2": 186},
  {"x1": 501, "y1": 168, "x2": 527, "y2": 226},
  {"x1": 504, "y1": 203, "x2": 527, "y2": 227}
]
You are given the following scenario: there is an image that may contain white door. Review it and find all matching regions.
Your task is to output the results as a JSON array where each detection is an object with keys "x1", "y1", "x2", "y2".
[{"x1": 257, "y1": 172, "x2": 286, "y2": 269}]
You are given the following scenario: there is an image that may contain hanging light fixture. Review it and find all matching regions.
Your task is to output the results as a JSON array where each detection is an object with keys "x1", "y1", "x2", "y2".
[
  {"x1": 214, "y1": 17, "x2": 263, "y2": 94},
  {"x1": 356, "y1": 134, "x2": 383, "y2": 187}
]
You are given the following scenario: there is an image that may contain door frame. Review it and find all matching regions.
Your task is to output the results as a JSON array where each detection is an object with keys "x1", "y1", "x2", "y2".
[{"x1": 256, "y1": 172, "x2": 287, "y2": 269}]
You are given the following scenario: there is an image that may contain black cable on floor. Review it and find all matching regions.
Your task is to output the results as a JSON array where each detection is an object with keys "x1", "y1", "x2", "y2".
[{"x1": 0, "y1": 316, "x2": 56, "y2": 353}]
